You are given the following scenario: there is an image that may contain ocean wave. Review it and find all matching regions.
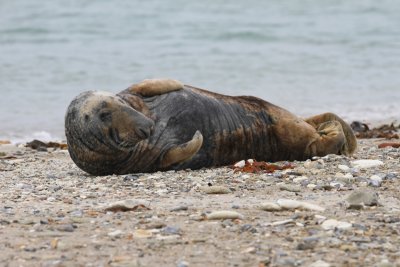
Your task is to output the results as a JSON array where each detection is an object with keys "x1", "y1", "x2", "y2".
[{"x1": 0, "y1": 131, "x2": 64, "y2": 145}]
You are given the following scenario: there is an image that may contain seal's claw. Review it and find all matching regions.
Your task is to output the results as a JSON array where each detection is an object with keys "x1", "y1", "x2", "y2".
[
  {"x1": 161, "y1": 130, "x2": 203, "y2": 168},
  {"x1": 128, "y1": 78, "x2": 184, "y2": 97}
]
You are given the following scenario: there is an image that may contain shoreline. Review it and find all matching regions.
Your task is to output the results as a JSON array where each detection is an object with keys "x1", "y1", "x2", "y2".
[
  {"x1": 1, "y1": 136, "x2": 400, "y2": 266},
  {"x1": 1, "y1": 119, "x2": 399, "y2": 145}
]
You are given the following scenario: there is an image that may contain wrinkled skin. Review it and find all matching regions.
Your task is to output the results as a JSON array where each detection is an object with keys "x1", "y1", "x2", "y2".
[{"x1": 65, "y1": 83, "x2": 357, "y2": 175}]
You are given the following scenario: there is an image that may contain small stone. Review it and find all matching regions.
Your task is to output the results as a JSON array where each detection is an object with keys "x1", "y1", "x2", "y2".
[
  {"x1": 304, "y1": 160, "x2": 324, "y2": 169},
  {"x1": 279, "y1": 184, "x2": 301, "y2": 192},
  {"x1": 177, "y1": 260, "x2": 189, "y2": 267},
  {"x1": 275, "y1": 258, "x2": 297, "y2": 267},
  {"x1": 296, "y1": 237, "x2": 319, "y2": 250},
  {"x1": 40, "y1": 219, "x2": 49, "y2": 225},
  {"x1": 50, "y1": 238, "x2": 59, "y2": 249},
  {"x1": 314, "y1": 215, "x2": 327, "y2": 224},
  {"x1": 133, "y1": 229, "x2": 152, "y2": 238},
  {"x1": 321, "y1": 219, "x2": 352, "y2": 230},
  {"x1": 351, "y1": 159, "x2": 384, "y2": 169},
  {"x1": 162, "y1": 226, "x2": 181, "y2": 235},
  {"x1": 309, "y1": 260, "x2": 331, "y2": 267},
  {"x1": 144, "y1": 221, "x2": 166, "y2": 229},
  {"x1": 16, "y1": 183, "x2": 32, "y2": 190},
  {"x1": 338, "y1": 165, "x2": 350, "y2": 172},
  {"x1": 270, "y1": 219, "x2": 295, "y2": 226},
  {"x1": 108, "y1": 230, "x2": 124, "y2": 238},
  {"x1": 234, "y1": 160, "x2": 245, "y2": 168},
  {"x1": 276, "y1": 199, "x2": 325, "y2": 212},
  {"x1": 277, "y1": 199, "x2": 302, "y2": 209},
  {"x1": 123, "y1": 174, "x2": 140, "y2": 182},
  {"x1": 307, "y1": 183, "x2": 317, "y2": 189},
  {"x1": 386, "y1": 173, "x2": 398, "y2": 180},
  {"x1": 300, "y1": 202, "x2": 325, "y2": 212},
  {"x1": 346, "y1": 191, "x2": 379, "y2": 209},
  {"x1": 241, "y1": 247, "x2": 256, "y2": 253},
  {"x1": 206, "y1": 210, "x2": 244, "y2": 220},
  {"x1": 170, "y1": 206, "x2": 189, "y2": 212},
  {"x1": 47, "y1": 197, "x2": 56, "y2": 202},
  {"x1": 376, "y1": 260, "x2": 395, "y2": 267},
  {"x1": 57, "y1": 224, "x2": 75, "y2": 232},
  {"x1": 70, "y1": 210, "x2": 83, "y2": 217},
  {"x1": 293, "y1": 176, "x2": 309, "y2": 183},
  {"x1": 336, "y1": 175, "x2": 355, "y2": 185},
  {"x1": 259, "y1": 202, "x2": 282, "y2": 211},
  {"x1": 104, "y1": 199, "x2": 150, "y2": 212},
  {"x1": 200, "y1": 185, "x2": 231, "y2": 194},
  {"x1": 369, "y1": 175, "x2": 383, "y2": 187},
  {"x1": 329, "y1": 182, "x2": 344, "y2": 189}
]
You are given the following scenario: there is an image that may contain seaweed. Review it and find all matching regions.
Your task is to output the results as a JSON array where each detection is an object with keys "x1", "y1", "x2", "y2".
[
  {"x1": 231, "y1": 159, "x2": 294, "y2": 174},
  {"x1": 351, "y1": 121, "x2": 399, "y2": 139}
]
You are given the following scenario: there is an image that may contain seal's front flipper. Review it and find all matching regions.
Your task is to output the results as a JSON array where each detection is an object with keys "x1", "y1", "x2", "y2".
[
  {"x1": 128, "y1": 79, "x2": 184, "y2": 97},
  {"x1": 161, "y1": 131, "x2": 203, "y2": 168}
]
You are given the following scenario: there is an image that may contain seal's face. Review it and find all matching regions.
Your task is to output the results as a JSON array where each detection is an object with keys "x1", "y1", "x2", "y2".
[{"x1": 66, "y1": 91, "x2": 154, "y2": 152}]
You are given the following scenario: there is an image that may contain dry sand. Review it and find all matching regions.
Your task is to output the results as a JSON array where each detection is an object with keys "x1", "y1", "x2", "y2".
[{"x1": 0, "y1": 138, "x2": 399, "y2": 267}]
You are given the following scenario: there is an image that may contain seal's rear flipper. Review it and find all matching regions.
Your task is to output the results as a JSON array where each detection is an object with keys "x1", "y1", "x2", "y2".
[
  {"x1": 161, "y1": 131, "x2": 203, "y2": 168},
  {"x1": 305, "y1": 112, "x2": 357, "y2": 155},
  {"x1": 128, "y1": 79, "x2": 184, "y2": 97},
  {"x1": 306, "y1": 121, "x2": 350, "y2": 157}
]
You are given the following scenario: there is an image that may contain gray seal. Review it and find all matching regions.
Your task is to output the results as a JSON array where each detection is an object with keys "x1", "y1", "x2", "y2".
[{"x1": 65, "y1": 79, "x2": 357, "y2": 175}]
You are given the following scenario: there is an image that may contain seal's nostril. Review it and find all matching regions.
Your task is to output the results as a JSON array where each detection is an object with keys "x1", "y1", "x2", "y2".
[{"x1": 138, "y1": 127, "x2": 150, "y2": 139}]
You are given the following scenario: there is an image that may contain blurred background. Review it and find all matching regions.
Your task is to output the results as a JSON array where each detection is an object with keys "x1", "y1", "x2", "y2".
[{"x1": 1, "y1": 0, "x2": 399, "y2": 142}]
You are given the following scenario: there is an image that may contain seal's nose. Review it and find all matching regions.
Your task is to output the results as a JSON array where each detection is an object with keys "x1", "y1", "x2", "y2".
[
  {"x1": 137, "y1": 127, "x2": 150, "y2": 139},
  {"x1": 137, "y1": 122, "x2": 154, "y2": 139}
]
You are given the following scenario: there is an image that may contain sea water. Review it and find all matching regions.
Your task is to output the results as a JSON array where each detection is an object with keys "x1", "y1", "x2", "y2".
[{"x1": 1, "y1": 0, "x2": 399, "y2": 142}]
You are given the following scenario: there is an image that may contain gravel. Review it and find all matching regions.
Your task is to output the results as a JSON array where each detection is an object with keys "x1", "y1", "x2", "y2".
[{"x1": 0, "y1": 138, "x2": 399, "y2": 266}]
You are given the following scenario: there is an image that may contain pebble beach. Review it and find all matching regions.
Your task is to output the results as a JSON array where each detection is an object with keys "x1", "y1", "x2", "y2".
[{"x1": 1, "y1": 137, "x2": 399, "y2": 267}]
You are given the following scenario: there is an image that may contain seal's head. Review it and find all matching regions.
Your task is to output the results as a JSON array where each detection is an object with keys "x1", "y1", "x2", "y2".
[{"x1": 65, "y1": 91, "x2": 155, "y2": 175}]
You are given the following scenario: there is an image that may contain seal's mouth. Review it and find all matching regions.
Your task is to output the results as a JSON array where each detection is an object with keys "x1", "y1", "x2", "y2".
[{"x1": 110, "y1": 128, "x2": 122, "y2": 145}]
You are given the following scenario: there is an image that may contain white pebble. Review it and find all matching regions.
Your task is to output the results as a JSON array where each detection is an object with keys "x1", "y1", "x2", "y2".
[
  {"x1": 47, "y1": 197, "x2": 56, "y2": 202},
  {"x1": 259, "y1": 202, "x2": 282, "y2": 211},
  {"x1": 314, "y1": 215, "x2": 327, "y2": 224},
  {"x1": 338, "y1": 165, "x2": 350, "y2": 172},
  {"x1": 206, "y1": 210, "x2": 244, "y2": 220},
  {"x1": 277, "y1": 199, "x2": 325, "y2": 212},
  {"x1": 370, "y1": 175, "x2": 383, "y2": 183},
  {"x1": 351, "y1": 160, "x2": 384, "y2": 169},
  {"x1": 309, "y1": 260, "x2": 331, "y2": 267},
  {"x1": 321, "y1": 219, "x2": 352, "y2": 230},
  {"x1": 307, "y1": 183, "x2": 317, "y2": 189},
  {"x1": 108, "y1": 230, "x2": 124, "y2": 238},
  {"x1": 293, "y1": 176, "x2": 309, "y2": 183},
  {"x1": 270, "y1": 219, "x2": 295, "y2": 226},
  {"x1": 330, "y1": 182, "x2": 344, "y2": 188},
  {"x1": 234, "y1": 160, "x2": 245, "y2": 168}
]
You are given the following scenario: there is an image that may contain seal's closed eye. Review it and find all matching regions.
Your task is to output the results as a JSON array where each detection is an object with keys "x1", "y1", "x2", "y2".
[{"x1": 99, "y1": 111, "x2": 112, "y2": 122}]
